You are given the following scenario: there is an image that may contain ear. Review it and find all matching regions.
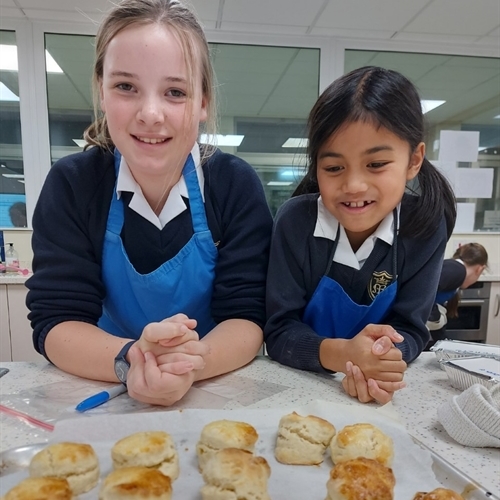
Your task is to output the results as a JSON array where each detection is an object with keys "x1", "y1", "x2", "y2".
[
  {"x1": 199, "y1": 94, "x2": 208, "y2": 123},
  {"x1": 99, "y1": 78, "x2": 106, "y2": 113},
  {"x1": 407, "y1": 141, "x2": 425, "y2": 181}
]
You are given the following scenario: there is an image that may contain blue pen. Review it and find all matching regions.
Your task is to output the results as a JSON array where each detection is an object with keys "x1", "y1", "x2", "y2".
[{"x1": 75, "y1": 385, "x2": 127, "y2": 412}]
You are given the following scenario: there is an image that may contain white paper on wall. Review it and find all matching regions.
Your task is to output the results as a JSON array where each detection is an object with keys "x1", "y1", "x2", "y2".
[
  {"x1": 438, "y1": 130, "x2": 480, "y2": 162},
  {"x1": 483, "y1": 210, "x2": 500, "y2": 230},
  {"x1": 455, "y1": 202, "x2": 476, "y2": 233},
  {"x1": 433, "y1": 160, "x2": 457, "y2": 187},
  {"x1": 455, "y1": 168, "x2": 494, "y2": 198}
]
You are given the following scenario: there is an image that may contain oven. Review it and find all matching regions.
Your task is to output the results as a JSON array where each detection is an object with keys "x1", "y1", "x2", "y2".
[{"x1": 445, "y1": 281, "x2": 490, "y2": 343}]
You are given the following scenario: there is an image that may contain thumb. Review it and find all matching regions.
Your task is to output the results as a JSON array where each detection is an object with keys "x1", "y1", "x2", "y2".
[
  {"x1": 128, "y1": 344, "x2": 145, "y2": 368},
  {"x1": 372, "y1": 336, "x2": 394, "y2": 356}
]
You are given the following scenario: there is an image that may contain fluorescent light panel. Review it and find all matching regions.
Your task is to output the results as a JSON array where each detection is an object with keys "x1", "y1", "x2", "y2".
[
  {"x1": 282, "y1": 138, "x2": 308, "y2": 148},
  {"x1": 2, "y1": 173, "x2": 24, "y2": 179},
  {"x1": 494, "y1": 115, "x2": 500, "y2": 119},
  {"x1": 0, "y1": 45, "x2": 63, "y2": 73},
  {"x1": 421, "y1": 100, "x2": 445, "y2": 114},
  {"x1": 199, "y1": 134, "x2": 244, "y2": 146},
  {"x1": 267, "y1": 181, "x2": 293, "y2": 186},
  {"x1": 73, "y1": 139, "x2": 87, "y2": 148}
]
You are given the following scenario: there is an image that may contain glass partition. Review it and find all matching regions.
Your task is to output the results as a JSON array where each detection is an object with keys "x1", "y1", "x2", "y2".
[
  {"x1": 0, "y1": 30, "x2": 26, "y2": 228},
  {"x1": 345, "y1": 50, "x2": 500, "y2": 232},
  {"x1": 44, "y1": 34, "x2": 320, "y2": 214}
]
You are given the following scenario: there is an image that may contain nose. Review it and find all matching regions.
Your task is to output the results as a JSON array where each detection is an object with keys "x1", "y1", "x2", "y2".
[
  {"x1": 136, "y1": 95, "x2": 164, "y2": 125},
  {"x1": 341, "y1": 170, "x2": 368, "y2": 194}
]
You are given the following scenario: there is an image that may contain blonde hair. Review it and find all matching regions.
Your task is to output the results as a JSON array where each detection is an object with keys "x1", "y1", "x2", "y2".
[{"x1": 83, "y1": 0, "x2": 217, "y2": 161}]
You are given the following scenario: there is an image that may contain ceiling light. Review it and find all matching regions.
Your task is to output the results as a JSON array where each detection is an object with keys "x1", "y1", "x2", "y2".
[
  {"x1": 421, "y1": 100, "x2": 445, "y2": 114},
  {"x1": 18, "y1": 180, "x2": 25, "y2": 184},
  {"x1": 494, "y1": 115, "x2": 500, "y2": 119},
  {"x1": 0, "y1": 82, "x2": 19, "y2": 102},
  {"x1": 0, "y1": 45, "x2": 63, "y2": 73},
  {"x1": 73, "y1": 139, "x2": 87, "y2": 148},
  {"x1": 267, "y1": 181, "x2": 293, "y2": 186},
  {"x1": 282, "y1": 138, "x2": 308, "y2": 148},
  {"x1": 199, "y1": 134, "x2": 244, "y2": 146},
  {"x1": 2, "y1": 173, "x2": 24, "y2": 179}
]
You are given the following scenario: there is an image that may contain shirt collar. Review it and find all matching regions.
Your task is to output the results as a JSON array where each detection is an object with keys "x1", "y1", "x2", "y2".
[
  {"x1": 314, "y1": 196, "x2": 399, "y2": 270},
  {"x1": 115, "y1": 143, "x2": 204, "y2": 230}
]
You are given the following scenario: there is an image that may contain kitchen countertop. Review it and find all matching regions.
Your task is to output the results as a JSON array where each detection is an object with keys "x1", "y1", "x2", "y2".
[
  {"x1": 0, "y1": 274, "x2": 31, "y2": 285},
  {"x1": 0, "y1": 352, "x2": 498, "y2": 495}
]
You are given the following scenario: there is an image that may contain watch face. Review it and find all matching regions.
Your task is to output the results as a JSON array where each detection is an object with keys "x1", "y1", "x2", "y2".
[{"x1": 115, "y1": 359, "x2": 129, "y2": 384}]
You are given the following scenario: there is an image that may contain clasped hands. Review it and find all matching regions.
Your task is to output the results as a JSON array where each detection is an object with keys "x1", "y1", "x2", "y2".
[
  {"x1": 125, "y1": 314, "x2": 208, "y2": 406},
  {"x1": 341, "y1": 324, "x2": 407, "y2": 404}
]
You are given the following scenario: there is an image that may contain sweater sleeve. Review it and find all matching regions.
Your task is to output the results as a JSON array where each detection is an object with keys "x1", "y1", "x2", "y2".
[
  {"x1": 26, "y1": 149, "x2": 113, "y2": 358},
  {"x1": 385, "y1": 215, "x2": 448, "y2": 363},
  {"x1": 206, "y1": 153, "x2": 273, "y2": 329},
  {"x1": 264, "y1": 197, "x2": 330, "y2": 374}
]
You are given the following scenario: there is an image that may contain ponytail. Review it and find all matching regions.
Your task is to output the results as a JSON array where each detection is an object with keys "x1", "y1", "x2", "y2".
[{"x1": 402, "y1": 158, "x2": 457, "y2": 240}]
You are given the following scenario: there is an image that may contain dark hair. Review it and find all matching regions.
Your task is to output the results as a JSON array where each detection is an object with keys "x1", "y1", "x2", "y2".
[
  {"x1": 293, "y1": 66, "x2": 456, "y2": 239},
  {"x1": 446, "y1": 243, "x2": 489, "y2": 317}
]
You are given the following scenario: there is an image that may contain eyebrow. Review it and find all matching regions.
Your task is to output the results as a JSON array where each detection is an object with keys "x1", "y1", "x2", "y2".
[
  {"x1": 109, "y1": 71, "x2": 187, "y2": 84},
  {"x1": 318, "y1": 145, "x2": 394, "y2": 159}
]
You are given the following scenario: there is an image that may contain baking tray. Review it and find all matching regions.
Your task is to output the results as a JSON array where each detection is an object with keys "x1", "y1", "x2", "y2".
[
  {"x1": 1, "y1": 442, "x2": 497, "y2": 499},
  {"x1": 440, "y1": 357, "x2": 500, "y2": 391},
  {"x1": 431, "y1": 340, "x2": 500, "y2": 366}
]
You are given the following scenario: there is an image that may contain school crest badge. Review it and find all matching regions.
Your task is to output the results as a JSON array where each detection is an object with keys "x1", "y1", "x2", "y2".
[{"x1": 368, "y1": 270, "x2": 393, "y2": 300}]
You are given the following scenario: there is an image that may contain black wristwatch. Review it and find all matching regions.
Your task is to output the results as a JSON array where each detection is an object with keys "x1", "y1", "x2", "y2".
[{"x1": 114, "y1": 340, "x2": 136, "y2": 385}]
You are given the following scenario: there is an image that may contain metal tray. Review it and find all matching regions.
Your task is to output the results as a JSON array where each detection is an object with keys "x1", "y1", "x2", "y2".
[{"x1": 1, "y1": 442, "x2": 498, "y2": 499}]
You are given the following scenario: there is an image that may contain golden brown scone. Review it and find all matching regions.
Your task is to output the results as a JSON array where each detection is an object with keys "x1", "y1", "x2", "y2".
[
  {"x1": 29, "y1": 442, "x2": 99, "y2": 495},
  {"x1": 2, "y1": 477, "x2": 73, "y2": 500},
  {"x1": 196, "y1": 420, "x2": 258, "y2": 472},
  {"x1": 112, "y1": 431, "x2": 179, "y2": 481},
  {"x1": 413, "y1": 488, "x2": 465, "y2": 500},
  {"x1": 99, "y1": 467, "x2": 172, "y2": 500},
  {"x1": 200, "y1": 448, "x2": 271, "y2": 500},
  {"x1": 275, "y1": 411, "x2": 336, "y2": 465},
  {"x1": 325, "y1": 457, "x2": 395, "y2": 500},
  {"x1": 329, "y1": 423, "x2": 394, "y2": 466}
]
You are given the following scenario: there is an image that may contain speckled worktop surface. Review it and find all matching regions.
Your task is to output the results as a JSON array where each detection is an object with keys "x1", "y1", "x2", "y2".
[{"x1": 0, "y1": 353, "x2": 499, "y2": 495}]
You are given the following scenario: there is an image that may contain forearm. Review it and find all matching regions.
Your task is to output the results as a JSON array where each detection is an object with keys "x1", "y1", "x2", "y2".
[
  {"x1": 194, "y1": 319, "x2": 263, "y2": 381},
  {"x1": 319, "y1": 338, "x2": 349, "y2": 373},
  {"x1": 45, "y1": 321, "x2": 132, "y2": 382}
]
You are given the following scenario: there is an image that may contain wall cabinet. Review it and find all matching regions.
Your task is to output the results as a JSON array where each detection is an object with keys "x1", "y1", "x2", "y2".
[
  {"x1": 0, "y1": 284, "x2": 45, "y2": 362},
  {"x1": 486, "y1": 282, "x2": 500, "y2": 346}
]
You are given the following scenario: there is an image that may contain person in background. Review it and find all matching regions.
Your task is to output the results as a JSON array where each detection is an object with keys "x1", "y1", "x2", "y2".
[
  {"x1": 426, "y1": 243, "x2": 488, "y2": 346},
  {"x1": 264, "y1": 66, "x2": 456, "y2": 404},
  {"x1": 9, "y1": 201, "x2": 27, "y2": 228},
  {"x1": 26, "y1": 0, "x2": 272, "y2": 407}
]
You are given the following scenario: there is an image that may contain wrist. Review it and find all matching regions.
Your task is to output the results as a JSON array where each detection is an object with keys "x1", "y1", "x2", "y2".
[{"x1": 319, "y1": 338, "x2": 349, "y2": 373}]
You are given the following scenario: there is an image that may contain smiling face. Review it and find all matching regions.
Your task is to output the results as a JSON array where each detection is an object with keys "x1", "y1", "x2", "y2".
[
  {"x1": 99, "y1": 23, "x2": 207, "y2": 184},
  {"x1": 316, "y1": 120, "x2": 424, "y2": 250}
]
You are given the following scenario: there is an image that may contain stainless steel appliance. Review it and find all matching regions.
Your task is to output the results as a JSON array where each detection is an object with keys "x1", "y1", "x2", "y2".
[{"x1": 445, "y1": 281, "x2": 490, "y2": 342}]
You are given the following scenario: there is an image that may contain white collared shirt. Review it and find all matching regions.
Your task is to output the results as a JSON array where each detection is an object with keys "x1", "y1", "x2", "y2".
[
  {"x1": 314, "y1": 196, "x2": 399, "y2": 270},
  {"x1": 116, "y1": 144, "x2": 205, "y2": 230}
]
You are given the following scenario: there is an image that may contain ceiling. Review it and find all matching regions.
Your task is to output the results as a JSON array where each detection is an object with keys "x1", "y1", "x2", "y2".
[{"x1": 1, "y1": 0, "x2": 499, "y2": 151}]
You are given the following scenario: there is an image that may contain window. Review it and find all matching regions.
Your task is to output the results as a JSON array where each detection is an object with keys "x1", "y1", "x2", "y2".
[{"x1": 0, "y1": 30, "x2": 26, "y2": 228}]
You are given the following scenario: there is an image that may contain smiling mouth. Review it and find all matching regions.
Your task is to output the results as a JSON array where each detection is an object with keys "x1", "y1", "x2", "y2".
[
  {"x1": 342, "y1": 201, "x2": 374, "y2": 208},
  {"x1": 133, "y1": 135, "x2": 168, "y2": 145}
]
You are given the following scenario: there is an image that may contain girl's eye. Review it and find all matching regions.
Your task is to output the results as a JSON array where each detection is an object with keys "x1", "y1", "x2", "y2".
[
  {"x1": 368, "y1": 162, "x2": 389, "y2": 169},
  {"x1": 168, "y1": 89, "x2": 186, "y2": 98},
  {"x1": 324, "y1": 165, "x2": 343, "y2": 173},
  {"x1": 116, "y1": 83, "x2": 133, "y2": 91}
]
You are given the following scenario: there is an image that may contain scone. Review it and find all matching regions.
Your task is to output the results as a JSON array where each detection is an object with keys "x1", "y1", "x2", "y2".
[
  {"x1": 112, "y1": 431, "x2": 179, "y2": 481},
  {"x1": 200, "y1": 448, "x2": 271, "y2": 500},
  {"x1": 196, "y1": 420, "x2": 258, "y2": 472},
  {"x1": 413, "y1": 488, "x2": 465, "y2": 500},
  {"x1": 99, "y1": 467, "x2": 172, "y2": 500},
  {"x1": 29, "y1": 442, "x2": 99, "y2": 495},
  {"x1": 275, "y1": 411, "x2": 336, "y2": 465},
  {"x1": 329, "y1": 423, "x2": 394, "y2": 466},
  {"x1": 2, "y1": 477, "x2": 73, "y2": 500},
  {"x1": 325, "y1": 457, "x2": 395, "y2": 500}
]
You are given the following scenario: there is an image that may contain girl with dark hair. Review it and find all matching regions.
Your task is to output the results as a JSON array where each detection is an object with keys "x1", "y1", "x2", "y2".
[
  {"x1": 427, "y1": 243, "x2": 488, "y2": 344},
  {"x1": 264, "y1": 66, "x2": 456, "y2": 404}
]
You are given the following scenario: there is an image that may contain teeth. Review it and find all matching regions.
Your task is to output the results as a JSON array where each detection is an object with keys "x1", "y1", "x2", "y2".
[
  {"x1": 345, "y1": 201, "x2": 371, "y2": 207},
  {"x1": 136, "y1": 137, "x2": 167, "y2": 144}
]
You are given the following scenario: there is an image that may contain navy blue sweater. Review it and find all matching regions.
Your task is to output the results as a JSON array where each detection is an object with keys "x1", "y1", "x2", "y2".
[
  {"x1": 27, "y1": 146, "x2": 273, "y2": 357},
  {"x1": 264, "y1": 193, "x2": 447, "y2": 373}
]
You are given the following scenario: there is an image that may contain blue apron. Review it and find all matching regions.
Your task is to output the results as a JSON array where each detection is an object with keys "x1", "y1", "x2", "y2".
[
  {"x1": 97, "y1": 150, "x2": 218, "y2": 339},
  {"x1": 435, "y1": 289, "x2": 458, "y2": 306},
  {"x1": 303, "y1": 210, "x2": 398, "y2": 339}
]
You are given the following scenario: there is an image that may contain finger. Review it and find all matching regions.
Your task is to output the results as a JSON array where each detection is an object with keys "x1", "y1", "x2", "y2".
[
  {"x1": 368, "y1": 369, "x2": 405, "y2": 382},
  {"x1": 352, "y1": 365, "x2": 373, "y2": 403},
  {"x1": 372, "y1": 336, "x2": 394, "y2": 356},
  {"x1": 375, "y1": 379, "x2": 407, "y2": 392},
  {"x1": 158, "y1": 329, "x2": 200, "y2": 347},
  {"x1": 157, "y1": 360, "x2": 197, "y2": 375},
  {"x1": 156, "y1": 352, "x2": 205, "y2": 370},
  {"x1": 375, "y1": 359, "x2": 407, "y2": 375},
  {"x1": 367, "y1": 378, "x2": 394, "y2": 405},
  {"x1": 378, "y1": 347, "x2": 404, "y2": 362},
  {"x1": 162, "y1": 314, "x2": 198, "y2": 329},
  {"x1": 363, "y1": 324, "x2": 404, "y2": 343},
  {"x1": 142, "y1": 322, "x2": 189, "y2": 345},
  {"x1": 158, "y1": 340, "x2": 209, "y2": 356},
  {"x1": 342, "y1": 374, "x2": 358, "y2": 398}
]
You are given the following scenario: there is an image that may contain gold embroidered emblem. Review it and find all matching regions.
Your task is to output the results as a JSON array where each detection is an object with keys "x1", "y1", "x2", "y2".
[{"x1": 368, "y1": 270, "x2": 393, "y2": 300}]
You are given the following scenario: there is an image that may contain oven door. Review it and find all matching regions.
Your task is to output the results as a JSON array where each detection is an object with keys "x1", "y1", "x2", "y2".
[{"x1": 445, "y1": 298, "x2": 489, "y2": 342}]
